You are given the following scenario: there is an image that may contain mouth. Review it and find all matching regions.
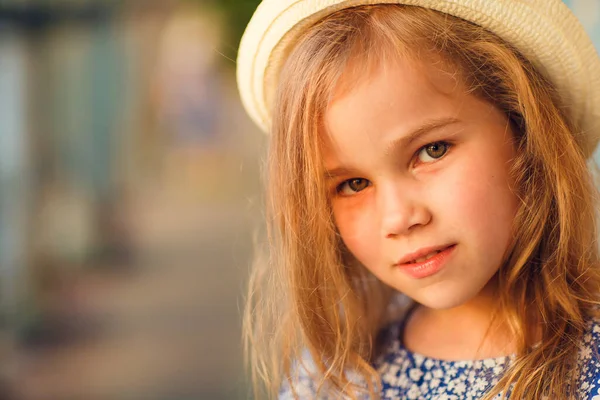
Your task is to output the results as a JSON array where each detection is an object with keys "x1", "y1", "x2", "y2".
[
  {"x1": 396, "y1": 244, "x2": 455, "y2": 266},
  {"x1": 407, "y1": 249, "x2": 443, "y2": 264},
  {"x1": 395, "y1": 244, "x2": 457, "y2": 279}
]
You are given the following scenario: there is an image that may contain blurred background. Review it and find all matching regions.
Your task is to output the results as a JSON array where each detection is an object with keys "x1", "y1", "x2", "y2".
[
  {"x1": 0, "y1": 1, "x2": 598, "y2": 399},
  {"x1": 0, "y1": 1, "x2": 263, "y2": 399}
]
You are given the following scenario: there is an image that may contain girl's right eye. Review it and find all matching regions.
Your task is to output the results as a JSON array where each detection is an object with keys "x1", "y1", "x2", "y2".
[{"x1": 337, "y1": 178, "x2": 370, "y2": 196}]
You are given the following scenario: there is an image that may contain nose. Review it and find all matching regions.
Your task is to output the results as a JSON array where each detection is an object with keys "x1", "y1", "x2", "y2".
[{"x1": 379, "y1": 182, "x2": 431, "y2": 238}]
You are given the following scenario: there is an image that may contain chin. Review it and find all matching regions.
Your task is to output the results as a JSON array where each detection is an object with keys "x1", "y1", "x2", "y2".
[
  {"x1": 410, "y1": 286, "x2": 482, "y2": 310},
  {"x1": 417, "y1": 297, "x2": 466, "y2": 310}
]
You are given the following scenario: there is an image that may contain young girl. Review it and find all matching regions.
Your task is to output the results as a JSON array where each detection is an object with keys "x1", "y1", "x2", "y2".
[{"x1": 237, "y1": 1, "x2": 600, "y2": 398}]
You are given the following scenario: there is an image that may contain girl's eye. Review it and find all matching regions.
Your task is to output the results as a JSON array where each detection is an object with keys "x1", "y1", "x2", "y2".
[
  {"x1": 337, "y1": 178, "x2": 370, "y2": 195},
  {"x1": 416, "y1": 141, "x2": 450, "y2": 164}
]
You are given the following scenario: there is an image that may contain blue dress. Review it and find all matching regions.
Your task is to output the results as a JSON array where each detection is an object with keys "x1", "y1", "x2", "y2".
[{"x1": 279, "y1": 315, "x2": 600, "y2": 399}]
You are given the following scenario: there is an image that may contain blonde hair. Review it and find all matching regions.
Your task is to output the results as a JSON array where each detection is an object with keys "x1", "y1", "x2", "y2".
[{"x1": 243, "y1": 5, "x2": 600, "y2": 399}]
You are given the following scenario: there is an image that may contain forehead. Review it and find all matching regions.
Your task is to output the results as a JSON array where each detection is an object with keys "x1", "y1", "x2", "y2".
[
  {"x1": 322, "y1": 56, "x2": 466, "y2": 152},
  {"x1": 333, "y1": 44, "x2": 462, "y2": 98}
]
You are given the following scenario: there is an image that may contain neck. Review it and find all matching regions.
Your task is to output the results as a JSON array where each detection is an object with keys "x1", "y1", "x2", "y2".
[{"x1": 402, "y1": 278, "x2": 528, "y2": 360}]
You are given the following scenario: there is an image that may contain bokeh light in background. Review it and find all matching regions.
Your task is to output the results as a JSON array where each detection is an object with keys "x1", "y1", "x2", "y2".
[
  {"x1": 0, "y1": 1, "x2": 598, "y2": 399},
  {"x1": 0, "y1": 1, "x2": 262, "y2": 399}
]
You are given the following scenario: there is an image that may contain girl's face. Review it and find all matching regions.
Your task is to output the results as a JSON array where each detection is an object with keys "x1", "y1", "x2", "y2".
[{"x1": 322, "y1": 59, "x2": 519, "y2": 310}]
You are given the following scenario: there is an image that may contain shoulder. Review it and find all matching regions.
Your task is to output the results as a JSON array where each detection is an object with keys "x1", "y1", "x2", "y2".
[
  {"x1": 278, "y1": 349, "x2": 320, "y2": 399},
  {"x1": 577, "y1": 316, "x2": 600, "y2": 399},
  {"x1": 278, "y1": 349, "x2": 369, "y2": 400}
]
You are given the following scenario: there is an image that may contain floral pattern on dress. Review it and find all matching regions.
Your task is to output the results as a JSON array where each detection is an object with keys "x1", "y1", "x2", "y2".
[
  {"x1": 373, "y1": 319, "x2": 510, "y2": 400},
  {"x1": 279, "y1": 317, "x2": 600, "y2": 399}
]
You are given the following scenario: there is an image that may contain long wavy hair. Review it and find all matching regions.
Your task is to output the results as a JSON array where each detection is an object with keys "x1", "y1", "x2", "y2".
[{"x1": 243, "y1": 5, "x2": 600, "y2": 399}]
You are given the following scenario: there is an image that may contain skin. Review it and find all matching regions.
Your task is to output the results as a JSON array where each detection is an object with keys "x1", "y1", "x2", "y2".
[{"x1": 322, "y1": 58, "x2": 520, "y2": 359}]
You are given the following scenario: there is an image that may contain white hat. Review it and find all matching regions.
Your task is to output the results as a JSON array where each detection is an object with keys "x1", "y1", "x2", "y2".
[{"x1": 237, "y1": 0, "x2": 600, "y2": 157}]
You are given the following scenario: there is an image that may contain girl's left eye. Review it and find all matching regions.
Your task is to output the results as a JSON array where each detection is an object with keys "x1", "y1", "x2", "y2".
[{"x1": 416, "y1": 141, "x2": 451, "y2": 164}]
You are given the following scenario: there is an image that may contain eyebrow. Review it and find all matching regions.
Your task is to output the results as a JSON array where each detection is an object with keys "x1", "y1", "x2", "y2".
[
  {"x1": 383, "y1": 116, "x2": 461, "y2": 156},
  {"x1": 323, "y1": 116, "x2": 461, "y2": 180}
]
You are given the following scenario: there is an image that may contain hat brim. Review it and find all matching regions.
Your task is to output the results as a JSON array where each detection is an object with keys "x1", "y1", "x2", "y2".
[{"x1": 237, "y1": 0, "x2": 600, "y2": 158}]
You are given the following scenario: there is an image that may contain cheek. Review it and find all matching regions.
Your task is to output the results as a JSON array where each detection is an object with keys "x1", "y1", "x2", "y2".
[
  {"x1": 437, "y1": 153, "x2": 518, "y2": 243},
  {"x1": 333, "y1": 200, "x2": 379, "y2": 262}
]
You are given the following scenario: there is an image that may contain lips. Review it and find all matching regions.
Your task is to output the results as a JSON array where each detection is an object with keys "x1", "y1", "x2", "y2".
[
  {"x1": 395, "y1": 244, "x2": 457, "y2": 279},
  {"x1": 411, "y1": 250, "x2": 442, "y2": 264},
  {"x1": 396, "y1": 244, "x2": 455, "y2": 266}
]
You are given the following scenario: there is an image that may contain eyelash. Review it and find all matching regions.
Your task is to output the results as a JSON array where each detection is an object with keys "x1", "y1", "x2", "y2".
[{"x1": 334, "y1": 141, "x2": 452, "y2": 196}]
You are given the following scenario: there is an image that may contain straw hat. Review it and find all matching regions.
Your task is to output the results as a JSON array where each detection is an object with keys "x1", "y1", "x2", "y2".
[{"x1": 237, "y1": 0, "x2": 600, "y2": 158}]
